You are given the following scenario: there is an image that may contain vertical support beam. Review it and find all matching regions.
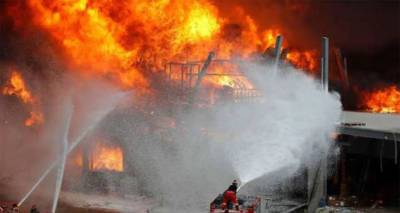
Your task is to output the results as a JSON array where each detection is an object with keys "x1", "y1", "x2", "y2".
[
  {"x1": 343, "y1": 57, "x2": 349, "y2": 86},
  {"x1": 308, "y1": 37, "x2": 330, "y2": 212},
  {"x1": 320, "y1": 34, "x2": 329, "y2": 197},
  {"x1": 339, "y1": 146, "x2": 348, "y2": 198},
  {"x1": 189, "y1": 64, "x2": 193, "y2": 88},
  {"x1": 181, "y1": 65, "x2": 184, "y2": 92},
  {"x1": 321, "y1": 37, "x2": 329, "y2": 91},
  {"x1": 82, "y1": 141, "x2": 90, "y2": 182},
  {"x1": 188, "y1": 52, "x2": 215, "y2": 107},
  {"x1": 274, "y1": 35, "x2": 283, "y2": 67},
  {"x1": 319, "y1": 36, "x2": 329, "y2": 203},
  {"x1": 333, "y1": 48, "x2": 349, "y2": 89},
  {"x1": 398, "y1": 157, "x2": 400, "y2": 206}
]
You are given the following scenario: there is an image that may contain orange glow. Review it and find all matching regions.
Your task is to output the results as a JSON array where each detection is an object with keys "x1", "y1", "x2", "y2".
[
  {"x1": 3, "y1": 70, "x2": 44, "y2": 127},
  {"x1": 90, "y1": 142, "x2": 124, "y2": 172},
  {"x1": 363, "y1": 86, "x2": 400, "y2": 113},
  {"x1": 261, "y1": 29, "x2": 281, "y2": 50},
  {"x1": 25, "y1": 111, "x2": 44, "y2": 127},
  {"x1": 286, "y1": 50, "x2": 318, "y2": 72},
  {"x1": 178, "y1": 2, "x2": 220, "y2": 43},
  {"x1": 26, "y1": 0, "x2": 223, "y2": 89},
  {"x1": 74, "y1": 151, "x2": 84, "y2": 167},
  {"x1": 21, "y1": 0, "x2": 317, "y2": 91},
  {"x1": 3, "y1": 71, "x2": 34, "y2": 104},
  {"x1": 205, "y1": 63, "x2": 254, "y2": 89}
]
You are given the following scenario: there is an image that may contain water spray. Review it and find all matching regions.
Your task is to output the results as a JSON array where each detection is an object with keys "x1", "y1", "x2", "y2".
[
  {"x1": 51, "y1": 103, "x2": 73, "y2": 213},
  {"x1": 18, "y1": 92, "x2": 126, "y2": 207}
]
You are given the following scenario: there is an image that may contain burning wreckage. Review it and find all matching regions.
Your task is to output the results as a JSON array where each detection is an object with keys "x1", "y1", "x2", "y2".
[{"x1": 0, "y1": 0, "x2": 399, "y2": 212}]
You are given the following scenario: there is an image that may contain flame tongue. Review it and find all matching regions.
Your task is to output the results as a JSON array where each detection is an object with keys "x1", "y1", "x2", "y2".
[
  {"x1": 2, "y1": 70, "x2": 44, "y2": 127},
  {"x1": 286, "y1": 50, "x2": 318, "y2": 72},
  {"x1": 363, "y1": 86, "x2": 400, "y2": 113},
  {"x1": 3, "y1": 71, "x2": 35, "y2": 104}
]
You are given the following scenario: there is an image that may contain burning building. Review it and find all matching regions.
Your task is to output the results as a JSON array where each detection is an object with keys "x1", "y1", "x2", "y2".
[{"x1": 0, "y1": 0, "x2": 398, "y2": 212}]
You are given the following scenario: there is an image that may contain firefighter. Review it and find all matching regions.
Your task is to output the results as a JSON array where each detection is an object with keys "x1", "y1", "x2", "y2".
[
  {"x1": 30, "y1": 205, "x2": 40, "y2": 213},
  {"x1": 11, "y1": 204, "x2": 19, "y2": 213},
  {"x1": 228, "y1": 180, "x2": 238, "y2": 193},
  {"x1": 221, "y1": 180, "x2": 239, "y2": 211}
]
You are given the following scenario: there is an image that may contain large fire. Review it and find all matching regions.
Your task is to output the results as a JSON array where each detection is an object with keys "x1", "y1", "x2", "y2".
[
  {"x1": 2, "y1": 0, "x2": 321, "y2": 124},
  {"x1": 2, "y1": 70, "x2": 44, "y2": 127},
  {"x1": 21, "y1": 0, "x2": 316, "y2": 91},
  {"x1": 90, "y1": 142, "x2": 124, "y2": 172},
  {"x1": 362, "y1": 86, "x2": 400, "y2": 113}
]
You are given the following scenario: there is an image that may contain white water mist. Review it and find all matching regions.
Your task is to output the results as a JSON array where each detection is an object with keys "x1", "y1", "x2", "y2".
[
  {"x1": 213, "y1": 62, "x2": 341, "y2": 184},
  {"x1": 121, "y1": 61, "x2": 341, "y2": 211}
]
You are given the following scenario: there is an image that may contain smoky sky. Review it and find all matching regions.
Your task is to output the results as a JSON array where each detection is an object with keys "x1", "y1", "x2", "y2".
[
  {"x1": 307, "y1": 0, "x2": 400, "y2": 85},
  {"x1": 302, "y1": 0, "x2": 399, "y2": 84},
  {"x1": 215, "y1": 0, "x2": 399, "y2": 50},
  {"x1": 306, "y1": 0, "x2": 398, "y2": 51},
  {"x1": 215, "y1": 0, "x2": 399, "y2": 85}
]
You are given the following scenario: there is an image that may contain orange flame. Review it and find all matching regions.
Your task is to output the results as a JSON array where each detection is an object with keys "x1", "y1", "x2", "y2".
[
  {"x1": 3, "y1": 71, "x2": 34, "y2": 104},
  {"x1": 25, "y1": 111, "x2": 44, "y2": 127},
  {"x1": 261, "y1": 29, "x2": 281, "y2": 50},
  {"x1": 2, "y1": 70, "x2": 44, "y2": 127},
  {"x1": 27, "y1": 0, "x2": 224, "y2": 89},
  {"x1": 205, "y1": 63, "x2": 254, "y2": 89},
  {"x1": 90, "y1": 141, "x2": 124, "y2": 172},
  {"x1": 21, "y1": 0, "x2": 318, "y2": 91},
  {"x1": 363, "y1": 86, "x2": 400, "y2": 113},
  {"x1": 286, "y1": 50, "x2": 318, "y2": 72}
]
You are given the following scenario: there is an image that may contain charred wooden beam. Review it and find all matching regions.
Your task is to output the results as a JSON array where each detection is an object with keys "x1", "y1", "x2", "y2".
[
  {"x1": 334, "y1": 48, "x2": 350, "y2": 89},
  {"x1": 188, "y1": 51, "x2": 215, "y2": 107}
]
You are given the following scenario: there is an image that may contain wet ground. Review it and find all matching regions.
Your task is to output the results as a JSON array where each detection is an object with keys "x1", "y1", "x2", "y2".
[{"x1": 0, "y1": 191, "x2": 155, "y2": 213}]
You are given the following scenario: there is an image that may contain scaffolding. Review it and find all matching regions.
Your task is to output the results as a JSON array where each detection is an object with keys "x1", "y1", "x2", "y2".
[{"x1": 165, "y1": 58, "x2": 262, "y2": 105}]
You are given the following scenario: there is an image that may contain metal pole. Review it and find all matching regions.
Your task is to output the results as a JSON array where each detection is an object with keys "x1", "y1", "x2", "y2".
[
  {"x1": 320, "y1": 58, "x2": 324, "y2": 86},
  {"x1": 309, "y1": 37, "x2": 330, "y2": 212},
  {"x1": 321, "y1": 37, "x2": 329, "y2": 91},
  {"x1": 274, "y1": 35, "x2": 283, "y2": 66},
  {"x1": 321, "y1": 36, "x2": 329, "y2": 205}
]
